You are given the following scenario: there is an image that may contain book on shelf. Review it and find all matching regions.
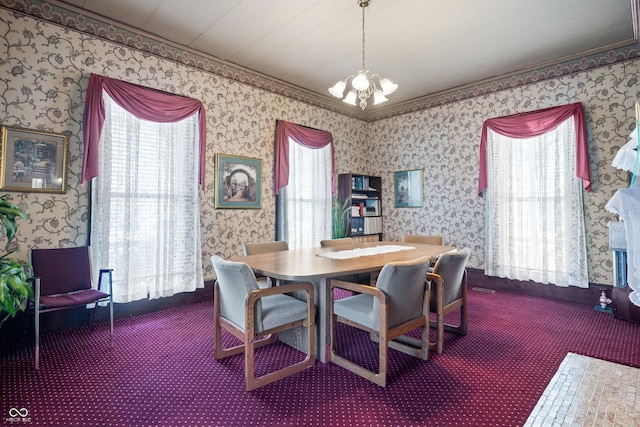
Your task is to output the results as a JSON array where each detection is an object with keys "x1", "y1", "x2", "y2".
[
  {"x1": 351, "y1": 175, "x2": 378, "y2": 191},
  {"x1": 350, "y1": 216, "x2": 365, "y2": 236},
  {"x1": 363, "y1": 217, "x2": 382, "y2": 235},
  {"x1": 350, "y1": 216, "x2": 382, "y2": 236},
  {"x1": 364, "y1": 199, "x2": 379, "y2": 216},
  {"x1": 350, "y1": 200, "x2": 379, "y2": 217}
]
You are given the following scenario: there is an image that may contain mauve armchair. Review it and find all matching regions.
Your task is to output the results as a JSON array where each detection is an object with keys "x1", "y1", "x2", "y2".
[{"x1": 29, "y1": 246, "x2": 113, "y2": 370}]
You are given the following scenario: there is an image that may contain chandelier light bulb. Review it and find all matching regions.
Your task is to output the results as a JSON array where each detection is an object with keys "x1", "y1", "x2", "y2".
[
  {"x1": 351, "y1": 71, "x2": 370, "y2": 92},
  {"x1": 328, "y1": 80, "x2": 347, "y2": 98},
  {"x1": 373, "y1": 90, "x2": 388, "y2": 105},
  {"x1": 379, "y1": 78, "x2": 398, "y2": 96},
  {"x1": 343, "y1": 90, "x2": 357, "y2": 105}
]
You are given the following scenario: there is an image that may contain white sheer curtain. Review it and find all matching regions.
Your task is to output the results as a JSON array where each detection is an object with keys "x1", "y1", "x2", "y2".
[
  {"x1": 278, "y1": 139, "x2": 332, "y2": 249},
  {"x1": 91, "y1": 93, "x2": 204, "y2": 302},
  {"x1": 485, "y1": 117, "x2": 588, "y2": 287}
]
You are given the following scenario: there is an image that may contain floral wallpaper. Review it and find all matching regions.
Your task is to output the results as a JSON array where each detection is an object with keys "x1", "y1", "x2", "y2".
[
  {"x1": 0, "y1": 4, "x2": 637, "y2": 287},
  {"x1": 0, "y1": 9, "x2": 368, "y2": 282},
  {"x1": 368, "y1": 64, "x2": 640, "y2": 284}
]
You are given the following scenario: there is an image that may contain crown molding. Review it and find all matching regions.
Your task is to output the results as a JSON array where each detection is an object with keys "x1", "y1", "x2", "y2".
[{"x1": 368, "y1": 40, "x2": 640, "y2": 121}]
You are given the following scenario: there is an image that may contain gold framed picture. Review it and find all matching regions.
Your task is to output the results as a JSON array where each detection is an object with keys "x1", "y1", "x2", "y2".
[{"x1": 0, "y1": 126, "x2": 68, "y2": 193}]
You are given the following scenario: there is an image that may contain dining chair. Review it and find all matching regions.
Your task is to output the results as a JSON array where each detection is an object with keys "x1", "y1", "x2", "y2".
[
  {"x1": 242, "y1": 240, "x2": 289, "y2": 255},
  {"x1": 29, "y1": 246, "x2": 114, "y2": 370},
  {"x1": 330, "y1": 255, "x2": 433, "y2": 387},
  {"x1": 427, "y1": 248, "x2": 470, "y2": 353},
  {"x1": 402, "y1": 234, "x2": 444, "y2": 268},
  {"x1": 211, "y1": 255, "x2": 315, "y2": 391},
  {"x1": 320, "y1": 237, "x2": 354, "y2": 247},
  {"x1": 242, "y1": 241, "x2": 289, "y2": 288},
  {"x1": 402, "y1": 234, "x2": 444, "y2": 245}
]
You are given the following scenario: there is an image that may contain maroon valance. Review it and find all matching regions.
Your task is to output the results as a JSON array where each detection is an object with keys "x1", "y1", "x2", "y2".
[
  {"x1": 273, "y1": 120, "x2": 335, "y2": 195},
  {"x1": 478, "y1": 102, "x2": 591, "y2": 196},
  {"x1": 81, "y1": 74, "x2": 207, "y2": 188}
]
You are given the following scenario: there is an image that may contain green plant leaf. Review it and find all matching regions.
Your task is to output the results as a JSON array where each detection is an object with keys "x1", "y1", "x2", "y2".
[
  {"x1": 0, "y1": 194, "x2": 31, "y2": 325},
  {"x1": 332, "y1": 197, "x2": 350, "y2": 239}
]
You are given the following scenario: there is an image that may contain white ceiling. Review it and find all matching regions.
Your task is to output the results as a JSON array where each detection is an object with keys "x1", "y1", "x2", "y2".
[{"x1": 59, "y1": 0, "x2": 634, "y2": 109}]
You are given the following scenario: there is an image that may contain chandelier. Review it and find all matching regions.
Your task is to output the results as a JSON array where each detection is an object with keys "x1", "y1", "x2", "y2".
[{"x1": 328, "y1": 0, "x2": 397, "y2": 110}]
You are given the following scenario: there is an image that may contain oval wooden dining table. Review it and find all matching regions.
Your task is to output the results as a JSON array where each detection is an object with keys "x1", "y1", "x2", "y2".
[{"x1": 231, "y1": 240, "x2": 456, "y2": 363}]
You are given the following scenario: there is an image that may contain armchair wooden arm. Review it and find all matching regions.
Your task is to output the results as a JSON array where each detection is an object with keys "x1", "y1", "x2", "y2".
[
  {"x1": 245, "y1": 281, "x2": 315, "y2": 338},
  {"x1": 211, "y1": 255, "x2": 316, "y2": 391},
  {"x1": 329, "y1": 258, "x2": 432, "y2": 387}
]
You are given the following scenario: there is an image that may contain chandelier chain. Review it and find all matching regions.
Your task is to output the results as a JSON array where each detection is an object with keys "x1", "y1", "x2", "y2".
[{"x1": 361, "y1": 4, "x2": 366, "y2": 71}]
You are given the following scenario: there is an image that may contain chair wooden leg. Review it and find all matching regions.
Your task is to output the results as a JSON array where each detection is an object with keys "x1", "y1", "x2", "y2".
[
  {"x1": 430, "y1": 292, "x2": 445, "y2": 354},
  {"x1": 386, "y1": 327, "x2": 430, "y2": 360},
  {"x1": 245, "y1": 324, "x2": 314, "y2": 391},
  {"x1": 369, "y1": 270, "x2": 379, "y2": 286},
  {"x1": 213, "y1": 308, "x2": 244, "y2": 360},
  {"x1": 378, "y1": 330, "x2": 388, "y2": 387},
  {"x1": 331, "y1": 317, "x2": 387, "y2": 387},
  {"x1": 331, "y1": 349, "x2": 387, "y2": 387},
  {"x1": 246, "y1": 301, "x2": 315, "y2": 391},
  {"x1": 245, "y1": 331, "x2": 257, "y2": 391},
  {"x1": 430, "y1": 301, "x2": 467, "y2": 353},
  {"x1": 213, "y1": 282, "x2": 239, "y2": 360}
]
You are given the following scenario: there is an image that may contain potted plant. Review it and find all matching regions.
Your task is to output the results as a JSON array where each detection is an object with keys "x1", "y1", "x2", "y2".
[
  {"x1": 0, "y1": 194, "x2": 32, "y2": 327},
  {"x1": 332, "y1": 196, "x2": 350, "y2": 239}
]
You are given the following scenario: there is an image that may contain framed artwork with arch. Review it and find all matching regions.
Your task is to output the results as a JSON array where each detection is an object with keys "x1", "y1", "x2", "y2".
[{"x1": 215, "y1": 154, "x2": 262, "y2": 209}]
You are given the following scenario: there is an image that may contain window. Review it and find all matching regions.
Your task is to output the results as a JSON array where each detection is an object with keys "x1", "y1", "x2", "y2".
[
  {"x1": 484, "y1": 116, "x2": 588, "y2": 287},
  {"x1": 277, "y1": 139, "x2": 332, "y2": 249},
  {"x1": 90, "y1": 93, "x2": 204, "y2": 302}
]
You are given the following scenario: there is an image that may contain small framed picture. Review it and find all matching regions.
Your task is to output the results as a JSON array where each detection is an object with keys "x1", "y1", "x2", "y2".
[
  {"x1": 394, "y1": 169, "x2": 423, "y2": 208},
  {"x1": 215, "y1": 154, "x2": 262, "y2": 209},
  {"x1": 0, "y1": 126, "x2": 68, "y2": 193}
]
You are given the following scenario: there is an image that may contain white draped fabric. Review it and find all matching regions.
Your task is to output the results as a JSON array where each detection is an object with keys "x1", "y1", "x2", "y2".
[
  {"x1": 278, "y1": 139, "x2": 332, "y2": 249},
  {"x1": 485, "y1": 117, "x2": 589, "y2": 287},
  {"x1": 611, "y1": 129, "x2": 639, "y2": 173},
  {"x1": 605, "y1": 188, "x2": 640, "y2": 306},
  {"x1": 91, "y1": 94, "x2": 204, "y2": 303}
]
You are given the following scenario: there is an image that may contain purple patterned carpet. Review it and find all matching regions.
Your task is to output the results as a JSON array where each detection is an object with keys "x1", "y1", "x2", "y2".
[{"x1": 2, "y1": 288, "x2": 639, "y2": 426}]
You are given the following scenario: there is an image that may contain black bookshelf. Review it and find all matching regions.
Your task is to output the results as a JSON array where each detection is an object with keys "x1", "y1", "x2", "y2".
[{"x1": 338, "y1": 173, "x2": 382, "y2": 241}]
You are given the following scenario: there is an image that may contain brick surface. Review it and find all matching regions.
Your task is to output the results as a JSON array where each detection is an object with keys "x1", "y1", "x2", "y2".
[{"x1": 524, "y1": 353, "x2": 640, "y2": 426}]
